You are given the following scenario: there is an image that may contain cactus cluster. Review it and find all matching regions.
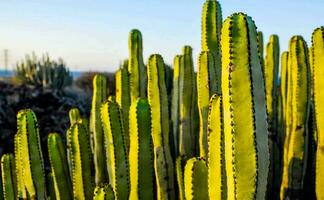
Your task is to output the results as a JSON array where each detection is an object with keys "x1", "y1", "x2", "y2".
[{"x1": 0, "y1": 1, "x2": 322, "y2": 200}]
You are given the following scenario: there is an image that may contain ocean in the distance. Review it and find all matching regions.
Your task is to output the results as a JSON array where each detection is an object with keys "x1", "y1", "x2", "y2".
[{"x1": 0, "y1": 70, "x2": 81, "y2": 78}]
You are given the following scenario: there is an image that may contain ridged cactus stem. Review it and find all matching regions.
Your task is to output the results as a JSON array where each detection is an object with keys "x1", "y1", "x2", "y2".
[
  {"x1": 147, "y1": 54, "x2": 175, "y2": 199},
  {"x1": 93, "y1": 184, "x2": 115, "y2": 200},
  {"x1": 221, "y1": 13, "x2": 269, "y2": 199},
  {"x1": 48, "y1": 133, "x2": 72, "y2": 200},
  {"x1": 17, "y1": 109, "x2": 46, "y2": 200},
  {"x1": 280, "y1": 51, "x2": 289, "y2": 134},
  {"x1": 257, "y1": 31, "x2": 264, "y2": 66},
  {"x1": 311, "y1": 27, "x2": 324, "y2": 200},
  {"x1": 207, "y1": 94, "x2": 226, "y2": 199},
  {"x1": 129, "y1": 99, "x2": 154, "y2": 199},
  {"x1": 69, "y1": 108, "x2": 81, "y2": 125},
  {"x1": 14, "y1": 134, "x2": 27, "y2": 199},
  {"x1": 90, "y1": 74, "x2": 108, "y2": 185},
  {"x1": 101, "y1": 99, "x2": 130, "y2": 200},
  {"x1": 1, "y1": 154, "x2": 17, "y2": 200},
  {"x1": 67, "y1": 122, "x2": 94, "y2": 200},
  {"x1": 197, "y1": 51, "x2": 217, "y2": 158},
  {"x1": 281, "y1": 36, "x2": 310, "y2": 199},
  {"x1": 201, "y1": 0, "x2": 222, "y2": 95},
  {"x1": 128, "y1": 29, "x2": 147, "y2": 102},
  {"x1": 175, "y1": 156, "x2": 186, "y2": 200},
  {"x1": 184, "y1": 158, "x2": 208, "y2": 200}
]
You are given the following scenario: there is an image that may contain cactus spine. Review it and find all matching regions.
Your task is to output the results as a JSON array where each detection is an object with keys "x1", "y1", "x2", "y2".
[
  {"x1": 281, "y1": 36, "x2": 310, "y2": 199},
  {"x1": 17, "y1": 109, "x2": 46, "y2": 199},
  {"x1": 184, "y1": 158, "x2": 208, "y2": 200},
  {"x1": 201, "y1": 0, "x2": 222, "y2": 95},
  {"x1": 48, "y1": 133, "x2": 72, "y2": 200},
  {"x1": 128, "y1": 29, "x2": 147, "y2": 103},
  {"x1": 93, "y1": 184, "x2": 115, "y2": 200},
  {"x1": 1, "y1": 154, "x2": 17, "y2": 200},
  {"x1": 197, "y1": 51, "x2": 217, "y2": 159},
  {"x1": 311, "y1": 27, "x2": 324, "y2": 200},
  {"x1": 116, "y1": 60, "x2": 131, "y2": 150},
  {"x1": 147, "y1": 54, "x2": 175, "y2": 199},
  {"x1": 101, "y1": 99, "x2": 129, "y2": 200},
  {"x1": 129, "y1": 99, "x2": 154, "y2": 199},
  {"x1": 90, "y1": 74, "x2": 108, "y2": 185},
  {"x1": 207, "y1": 94, "x2": 226, "y2": 199},
  {"x1": 221, "y1": 13, "x2": 269, "y2": 199},
  {"x1": 67, "y1": 122, "x2": 94, "y2": 200}
]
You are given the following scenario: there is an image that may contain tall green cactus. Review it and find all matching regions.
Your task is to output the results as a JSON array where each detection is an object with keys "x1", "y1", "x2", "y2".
[
  {"x1": 197, "y1": 51, "x2": 217, "y2": 159},
  {"x1": 93, "y1": 184, "x2": 115, "y2": 200},
  {"x1": 69, "y1": 108, "x2": 81, "y2": 125},
  {"x1": 90, "y1": 74, "x2": 108, "y2": 185},
  {"x1": 221, "y1": 13, "x2": 269, "y2": 199},
  {"x1": 201, "y1": 0, "x2": 222, "y2": 95},
  {"x1": 101, "y1": 99, "x2": 129, "y2": 200},
  {"x1": 14, "y1": 134, "x2": 27, "y2": 199},
  {"x1": 184, "y1": 158, "x2": 208, "y2": 200},
  {"x1": 281, "y1": 36, "x2": 310, "y2": 199},
  {"x1": 128, "y1": 99, "x2": 154, "y2": 199},
  {"x1": 67, "y1": 122, "x2": 94, "y2": 200},
  {"x1": 207, "y1": 94, "x2": 226, "y2": 199},
  {"x1": 16, "y1": 109, "x2": 46, "y2": 199},
  {"x1": 116, "y1": 60, "x2": 131, "y2": 151},
  {"x1": 280, "y1": 51, "x2": 289, "y2": 133},
  {"x1": 147, "y1": 54, "x2": 175, "y2": 199},
  {"x1": 48, "y1": 133, "x2": 72, "y2": 200},
  {"x1": 311, "y1": 26, "x2": 324, "y2": 200},
  {"x1": 128, "y1": 29, "x2": 147, "y2": 102},
  {"x1": 1, "y1": 154, "x2": 17, "y2": 200}
]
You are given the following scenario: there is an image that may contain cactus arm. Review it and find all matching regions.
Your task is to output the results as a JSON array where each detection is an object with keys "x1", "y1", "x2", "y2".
[
  {"x1": 48, "y1": 133, "x2": 72, "y2": 200},
  {"x1": 311, "y1": 27, "x2": 324, "y2": 200},
  {"x1": 147, "y1": 54, "x2": 175, "y2": 199},
  {"x1": 90, "y1": 74, "x2": 108, "y2": 185},
  {"x1": 17, "y1": 109, "x2": 46, "y2": 200},
  {"x1": 184, "y1": 158, "x2": 208, "y2": 200},
  {"x1": 280, "y1": 51, "x2": 289, "y2": 132},
  {"x1": 221, "y1": 13, "x2": 269, "y2": 199},
  {"x1": 69, "y1": 108, "x2": 81, "y2": 125},
  {"x1": 68, "y1": 123, "x2": 94, "y2": 200},
  {"x1": 128, "y1": 29, "x2": 147, "y2": 102},
  {"x1": 207, "y1": 94, "x2": 226, "y2": 199},
  {"x1": 175, "y1": 156, "x2": 186, "y2": 200},
  {"x1": 197, "y1": 51, "x2": 217, "y2": 158},
  {"x1": 101, "y1": 99, "x2": 129, "y2": 200},
  {"x1": 14, "y1": 134, "x2": 27, "y2": 199},
  {"x1": 47, "y1": 172, "x2": 57, "y2": 200},
  {"x1": 257, "y1": 31, "x2": 264, "y2": 66},
  {"x1": 1, "y1": 154, "x2": 17, "y2": 200},
  {"x1": 93, "y1": 184, "x2": 115, "y2": 200},
  {"x1": 129, "y1": 99, "x2": 154, "y2": 199}
]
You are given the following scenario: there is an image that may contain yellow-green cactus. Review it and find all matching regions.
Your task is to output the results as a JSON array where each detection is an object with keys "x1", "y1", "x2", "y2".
[
  {"x1": 281, "y1": 36, "x2": 310, "y2": 199},
  {"x1": 16, "y1": 109, "x2": 46, "y2": 200},
  {"x1": 1, "y1": 154, "x2": 17, "y2": 200},
  {"x1": 184, "y1": 158, "x2": 208, "y2": 200},
  {"x1": 221, "y1": 13, "x2": 269, "y2": 199},
  {"x1": 90, "y1": 74, "x2": 108, "y2": 185},
  {"x1": 93, "y1": 184, "x2": 115, "y2": 200},
  {"x1": 47, "y1": 172, "x2": 57, "y2": 200},
  {"x1": 129, "y1": 99, "x2": 154, "y2": 199},
  {"x1": 197, "y1": 51, "x2": 217, "y2": 159},
  {"x1": 147, "y1": 54, "x2": 175, "y2": 199},
  {"x1": 48, "y1": 133, "x2": 72, "y2": 200},
  {"x1": 69, "y1": 108, "x2": 81, "y2": 125},
  {"x1": 14, "y1": 134, "x2": 27, "y2": 199},
  {"x1": 311, "y1": 26, "x2": 324, "y2": 200},
  {"x1": 175, "y1": 156, "x2": 186, "y2": 200},
  {"x1": 207, "y1": 94, "x2": 226, "y2": 199},
  {"x1": 101, "y1": 99, "x2": 129, "y2": 200}
]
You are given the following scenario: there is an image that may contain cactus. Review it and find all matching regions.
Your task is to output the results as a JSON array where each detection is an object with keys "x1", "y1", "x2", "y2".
[
  {"x1": 179, "y1": 46, "x2": 195, "y2": 157},
  {"x1": 48, "y1": 133, "x2": 73, "y2": 200},
  {"x1": 129, "y1": 99, "x2": 155, "y2": 199},
  {"x1": 175, "y1": 156, "x2": 186, "y2": 200},
  {"x1": 221, "y1": 13, "x2": 269, "y2": 199},
  {"x1": 47, "y1": 172, "x2": 57, "y2": 200},
  {"x1": 207, "y1": 94, "x2": 226, "y2": 199},
  {"x1": 280, "y1": 51, "x2": 289, "y2": 133},
  {"x1": 257, "y1": 31, "x2": 264, "y2": 66},
  {"x1": 14, "y1": 134, "x2": 27, "y2": 199},
  {"x1": 116, "y1": 60, "x2": 131, "y2": 151},
  {"x1": 201, "y1": 0, "x2": 222, "y2": 95},
  {"x1": 281, "y1": 36, "x2": 310, "y2": 199},
  {"x1": 128, "y1": 29, "x2": 147, "y2": 102},
  {"x1": 69, "y1": 108, "x2": 81, "y2": 125},
  {"x1": 16, "y1": 109, "x2": 46, "y2": 200},
  {"x1": 93, "y1": 184, "x2": 115, "y2": 200},
  {"x1": 100, "y1": 99, "x2": 129, "y2": 200},
  {"x1": 67, "y1": 122, "x2": 94, "y2": 200},
  {"x1": 147, "y1": 54, "x2": 175, "y2": 199},
  {"x1": 184, "y1": 158, "x2": 208, "y2": 200},
  {"x1": 197, "y1": 51, "x2": 218, "y2": 158},
  {"x1": 90, "y1": 74, "x2": 108, "y2": 185},
  {"x1": 311, "y1": 26, "x2": 324, "y2": 200},
  {"x1": 1, "y1": 154, "x2": 17, "y2": 200}
]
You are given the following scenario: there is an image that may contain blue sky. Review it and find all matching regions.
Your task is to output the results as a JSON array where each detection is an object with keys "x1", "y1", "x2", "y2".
[{"x1": 0, "y1": 0, "x2": 323, "y2": 71}]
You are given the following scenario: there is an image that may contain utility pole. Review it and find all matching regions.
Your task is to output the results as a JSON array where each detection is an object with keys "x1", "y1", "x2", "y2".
[{"x1": 4, "y1": 49, "x2": 9, "y2": 72}]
